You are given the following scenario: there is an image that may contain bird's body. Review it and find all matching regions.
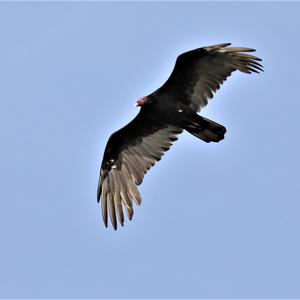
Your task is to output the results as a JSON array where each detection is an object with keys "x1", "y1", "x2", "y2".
[{"x1": 97, "y1": 43, "x2": 263, "y2": 229}]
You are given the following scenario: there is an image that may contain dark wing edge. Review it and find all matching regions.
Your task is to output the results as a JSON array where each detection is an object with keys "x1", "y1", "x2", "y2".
[
  {"x1": 192, "y1": 43, "x2": 264, "y2": 111},
  {"x1": 155, "y1": 43, "x2": 263, "y2": 112},
  {"x1": 97, "y1": 125, "x2": 182, "y2": 230}
]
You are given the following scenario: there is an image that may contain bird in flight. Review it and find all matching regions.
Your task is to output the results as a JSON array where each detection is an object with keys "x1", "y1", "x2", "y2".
[{"x1": 97, "y1": 43, "x2": 263, "y2": 230}]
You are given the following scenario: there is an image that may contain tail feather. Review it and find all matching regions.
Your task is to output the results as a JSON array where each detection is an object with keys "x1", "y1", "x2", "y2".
[{"x1": 185, "y1": 116, "x2": 226, "y2": 143}]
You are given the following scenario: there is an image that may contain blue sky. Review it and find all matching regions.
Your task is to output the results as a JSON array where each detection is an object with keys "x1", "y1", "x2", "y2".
[{"x1": 0, "y1": 1, "x2": 300, "y2": 298}]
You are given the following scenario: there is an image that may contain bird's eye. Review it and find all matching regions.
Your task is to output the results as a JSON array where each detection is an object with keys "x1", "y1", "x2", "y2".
[{"x1": 108, "y1": 159, "x2": 114, "y2": 166}]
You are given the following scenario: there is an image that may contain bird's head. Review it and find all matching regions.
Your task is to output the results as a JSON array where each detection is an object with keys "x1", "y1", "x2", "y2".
[{"x1": 135, "y1": 96, "x2": 148, "y2": 107}]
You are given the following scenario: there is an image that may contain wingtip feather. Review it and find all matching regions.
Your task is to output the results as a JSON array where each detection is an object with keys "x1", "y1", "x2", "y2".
[
  {"x1": 108, "y1": 194, "x2": 117, "y2": 230},
  {"x1": 205, "y1": 43, "x2": 231, "y2": 51},
  {"x1": 97, "y1": 181, "x2": 101, "y2": 203}
]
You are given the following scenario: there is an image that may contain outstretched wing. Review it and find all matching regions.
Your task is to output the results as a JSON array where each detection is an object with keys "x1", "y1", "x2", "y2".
[
  {"x1": 97, "y1": 108, "x2": 182, "y2": 230},
  {"x1": 154, "y1": 43, "x2": 263, "y2": 112}
]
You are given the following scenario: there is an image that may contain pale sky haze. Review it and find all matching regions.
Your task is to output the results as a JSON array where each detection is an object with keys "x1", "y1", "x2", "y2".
[{"x1": 0, "y1": 2, "x2": 300, "y2": 298}]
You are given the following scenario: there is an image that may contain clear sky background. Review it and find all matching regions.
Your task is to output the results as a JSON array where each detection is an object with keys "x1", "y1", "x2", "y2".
[{"x1": 0, "y1": 1, "x2": 299, "y2": 298}]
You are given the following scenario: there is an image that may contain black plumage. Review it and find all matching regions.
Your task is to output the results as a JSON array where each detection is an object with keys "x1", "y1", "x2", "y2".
[{"x1": 97, "y1": 43, "x2": 263, "y2": 229}]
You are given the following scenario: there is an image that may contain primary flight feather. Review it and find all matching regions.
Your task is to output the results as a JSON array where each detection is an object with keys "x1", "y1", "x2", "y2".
[{"x1": 97, "y1": 43, "x2": 263, "y2": 230}]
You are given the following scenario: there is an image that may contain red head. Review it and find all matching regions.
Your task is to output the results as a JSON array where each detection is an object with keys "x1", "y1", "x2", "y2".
[{"x1": 135, "y1": 96, "x2": 148, "y2": 107}]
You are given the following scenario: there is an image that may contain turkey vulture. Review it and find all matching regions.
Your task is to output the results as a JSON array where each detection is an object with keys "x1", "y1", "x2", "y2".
[{"x1": 97, "y1": 43, "x2": 263, "y2": 230}]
